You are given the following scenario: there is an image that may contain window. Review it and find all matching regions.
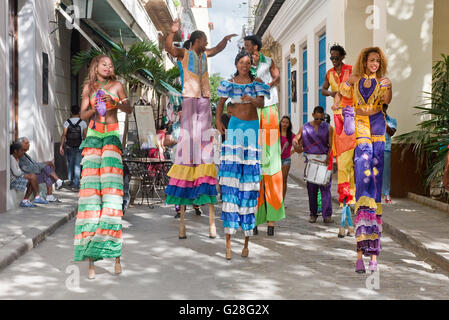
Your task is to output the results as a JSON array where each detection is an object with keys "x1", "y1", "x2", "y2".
[
  {"x1": 42, "y1": 52, "x2": 49, "y2": 105},
  {"x1": 302, "y1": 48, "x2": 308, "y2": 126},
  {"x1": 318, "y1": 33, "x2": 326, "y2": 110}
]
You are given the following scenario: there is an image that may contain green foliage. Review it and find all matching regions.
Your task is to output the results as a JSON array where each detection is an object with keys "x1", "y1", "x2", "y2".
[
  {"x1": 395, "y1": 54, "x2": 449, "y2": 190},
  {"x1": 209, "y1": 73, "x2": 224, "y2": 126}
]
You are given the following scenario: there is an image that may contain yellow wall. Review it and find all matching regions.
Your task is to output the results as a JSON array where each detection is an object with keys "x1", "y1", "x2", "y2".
[{"x1": 433, "y1": 0, "x2": 449, "y2": 62}]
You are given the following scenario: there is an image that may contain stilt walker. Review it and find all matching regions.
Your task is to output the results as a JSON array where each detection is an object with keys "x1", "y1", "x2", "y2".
[
  {"x1": 244, "y1": 35, "x2": 285, "y2": 236},
  {"x1": 215, "y1": 50, "x2": 269, "y2": 260},
  {"x1": 74, "y1": 55, "x2": 133, "y2": 279},
  {"x1": 164, "y1": 20, "x2": 237, "y2": 239},
  {"x1": 321, "y1": 44, "x2": 356, "y2": 238},
  {"x1": 334, "y1": 47, "x2": 392, "y2": 273}
]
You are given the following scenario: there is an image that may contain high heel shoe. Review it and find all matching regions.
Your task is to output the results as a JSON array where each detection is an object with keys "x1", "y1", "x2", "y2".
[
  {"x1": 355, "y1": 259, "x2": 366, "y2": 273},
  {"x1": 241, "y1": 247, "x2": 249, "y2": 258},
  {"x1": 226, "y1": 247, "x2": 232, "y2": 260},
  {"x1": 369, "y1": 261, "x2": 378, "y2": 273},
  {"x1": 267, "y1": 226, "x2": 274, "y2": 236}
]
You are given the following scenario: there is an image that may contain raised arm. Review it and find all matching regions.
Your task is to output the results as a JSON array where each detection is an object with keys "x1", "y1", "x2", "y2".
[
  {"x1": 269, "y1": 59, "x2": 280, "y2": 88},
  {"x1": 206, "y1": 34, "x2": 238, "y2": 58},
  {"x1": 165, "y1": 20, "x2": 185, "y2": 59}
]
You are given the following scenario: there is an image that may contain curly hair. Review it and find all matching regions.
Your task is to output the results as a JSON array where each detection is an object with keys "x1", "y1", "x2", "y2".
[
  {"x1": 83, "y1": 55, "x2": 117, "y2": 97},
  {"x1": 353, "y1": 47, "x2": 388, "y2": 78},
  {"x1": 330, "y1": 44, "x2": 346, "y2": 57}
]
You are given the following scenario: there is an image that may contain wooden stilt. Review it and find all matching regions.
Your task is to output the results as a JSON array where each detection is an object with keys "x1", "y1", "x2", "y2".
[
  {"x1": 209, "y1": 204, "x2": 216, "y2": 239},
  {"x1": 241, "y1": 236, "x2": 249, "y2": 258},
  {"x1": 226, "y1": 234, "x2": 232, "y2": 260},
  {"x1": 179, "y1": 205, "x2": 187, "y2": 239}
]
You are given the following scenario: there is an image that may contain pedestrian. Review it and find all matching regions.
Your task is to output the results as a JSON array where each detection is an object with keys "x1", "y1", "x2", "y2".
[
  {"x1": 244, "y1": 34, "x2": 285, "y2": 237},
  {"x1": 10, "y1": 142, "x2": 48, "y2": 207},
  {"x1": 216, "y1": 49, "x2": 269, "y2": 260},
  {"x1": 18, "y1": 137, "x2": 63, "y2": 202},
  {"x1": 60, "y1": 104, "x2": 87, "y2": 191},
  {"x1": 164, "y1": 19, "x2": 237, "y2": 239},
  {"x1": 333, "y1": 47, "x2": 392, "y2": 273},
  {"x1": 322, "y1": 44, "x2": 356, "y2": 237},
  {"x1": 75, "y1": 54, "x2": 133, "y2": 279},
  {"x1": 382, "y1": 104, "x2": 397, "y2": 204},
  {"x1": 279, "y1": 116, "x2": 295, "y2": 202},
  {"x1": 293, "y1": 106, "x2": 334, "y2": 224}
]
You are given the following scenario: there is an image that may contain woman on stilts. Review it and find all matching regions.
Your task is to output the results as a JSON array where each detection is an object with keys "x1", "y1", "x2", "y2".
[
  {"x1": 75, "y1": 55, "x2": 133, "y2": 279},
  {"x1": 216, "y1": 50, "x2": 269, "y2": 260},
  {"x1": 334, "y1": 47, "x2": 392, "y2": 273}
]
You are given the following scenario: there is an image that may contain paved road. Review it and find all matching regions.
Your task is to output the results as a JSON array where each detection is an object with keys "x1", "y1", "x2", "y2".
[{"x1": 1, "y1": 178, "x2": 449, "y2": 300}]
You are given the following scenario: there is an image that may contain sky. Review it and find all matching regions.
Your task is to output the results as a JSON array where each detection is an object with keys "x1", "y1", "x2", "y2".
[{"x1": 208, "y1": 0, "x2": 249, "y2": 79}]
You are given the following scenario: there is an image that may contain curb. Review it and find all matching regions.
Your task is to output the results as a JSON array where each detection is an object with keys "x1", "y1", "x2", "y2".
[
  {"x1": 0, "y1": 208, "x2": 77, "y2": 272},
  {"x1": 408, "y1": 192, "x2": 449, "y2": 215},
  {"x1": 289, "y1": 172, "x2": 449, "y2": 274}
]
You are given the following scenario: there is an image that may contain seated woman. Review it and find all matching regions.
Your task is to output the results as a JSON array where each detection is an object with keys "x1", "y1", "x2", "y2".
[
  {"x1": 10, "y1": 142, "x2": 48, "y2": 207},
  {"x1": 215, "y1": 50, "x2": 270, "y2": 260}
]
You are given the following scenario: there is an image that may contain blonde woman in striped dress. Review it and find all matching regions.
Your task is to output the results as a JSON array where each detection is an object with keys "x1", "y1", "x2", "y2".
[{"x1": 75, "y1": 55, "x2": 133, "y2": 279}]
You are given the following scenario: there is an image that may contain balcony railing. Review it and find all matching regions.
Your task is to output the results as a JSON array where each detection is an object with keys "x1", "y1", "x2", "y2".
[{"x1": 253, "y1": 0, "x2": 285, "y2": 36}]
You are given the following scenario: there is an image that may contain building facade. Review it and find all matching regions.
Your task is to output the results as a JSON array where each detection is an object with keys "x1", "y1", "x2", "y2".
[
  {"x1": 0, "y1": 0, "x2": 187, "y2": 212},
  {"x1": 252, "y1": 0, "x2": 449, "y2": 197}
]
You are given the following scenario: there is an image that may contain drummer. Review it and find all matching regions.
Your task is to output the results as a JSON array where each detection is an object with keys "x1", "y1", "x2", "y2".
[{"x1": 293, "y1": 106, "x2": 334, "y2": 224}]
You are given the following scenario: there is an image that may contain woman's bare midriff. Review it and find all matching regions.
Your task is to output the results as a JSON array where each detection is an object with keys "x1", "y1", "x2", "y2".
[
  {"x1": 231, "y1": 103, "x2": 259, "y2": 121},
  {"x1": 93, "y1": 109, "x2": 119, "y2": 125}
]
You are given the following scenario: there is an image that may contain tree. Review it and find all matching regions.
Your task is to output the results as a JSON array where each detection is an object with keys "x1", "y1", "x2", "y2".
[
  {"x1": 395, "y1": 54, "x2": 449, "y2": 196},
  {"x1": 209, "y1": 73, "x2": 224, "y2": 126}
]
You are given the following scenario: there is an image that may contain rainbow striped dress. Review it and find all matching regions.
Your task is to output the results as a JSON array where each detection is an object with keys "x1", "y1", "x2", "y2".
[{"x1": 74, "y1": 90, "x2": 123, "y2": 262}]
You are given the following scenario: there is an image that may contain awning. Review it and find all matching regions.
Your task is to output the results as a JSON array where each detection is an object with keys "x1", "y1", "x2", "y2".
[
  {"x1": 58, "y1": 2, "x2": 181, "y2": 100},
  {"x1": 56, "y1": 4, "x2": 100, "y2": 50}
]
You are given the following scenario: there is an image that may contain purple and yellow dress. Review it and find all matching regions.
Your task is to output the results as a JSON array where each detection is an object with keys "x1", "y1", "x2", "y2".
[
  {"x1": 340, "y1": 74, "x2": 389, "y2": 256},
  {"x1": 217, "y1": 80, "x2": 270, "y2": 236}
]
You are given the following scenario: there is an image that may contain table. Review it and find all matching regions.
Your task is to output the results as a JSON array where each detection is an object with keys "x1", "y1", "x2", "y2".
[{"x1": 123, "y1": 158, "x2": 173, "y2": 208}]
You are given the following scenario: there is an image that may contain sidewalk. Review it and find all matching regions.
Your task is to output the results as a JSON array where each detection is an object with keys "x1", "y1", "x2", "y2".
[
  {"x1": 0, "y1": 189, "x2": 78, "y2": 271},
  {"x1": 289, "y1": 155, "x2": 449, "y2": 274}
]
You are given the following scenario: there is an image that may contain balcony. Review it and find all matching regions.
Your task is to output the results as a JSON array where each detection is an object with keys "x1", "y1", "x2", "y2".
[
  {"x1": 141, "y1": 0, "x2": 179, "y2": 37},
  {"x1": 253, "y1": 0, "x2": 285, "y2": 37}
]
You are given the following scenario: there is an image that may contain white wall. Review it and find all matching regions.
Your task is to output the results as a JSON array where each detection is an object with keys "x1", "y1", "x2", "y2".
[
  {"x1": 0, "y1": 0, "x2": 9, "y2": 212},
  {"x1": 265, "y1": 0, "x2": 330, "y2": 134},
  {"x1": 17, "y1": 0, "x2": 56, "y2": 162}
]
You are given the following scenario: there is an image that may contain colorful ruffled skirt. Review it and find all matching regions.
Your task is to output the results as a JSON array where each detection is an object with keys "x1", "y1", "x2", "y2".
[
  {"x1": 74, "y1": 121, "x2": 123, "y2": 261},
  {"x1": 165, "y1": 97, "x2": 218, "y2": 205},
  {"x1": 219, "y1": 117, "x2": 260, "y2": 236},
  {"x1": 354, "y1": 112, "x2": 385, "y2": 256}
]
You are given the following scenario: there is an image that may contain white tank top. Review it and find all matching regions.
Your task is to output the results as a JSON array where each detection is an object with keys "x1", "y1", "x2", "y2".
[{"x1": 255, "y1": 54, "x2": 278, "y2": 106}]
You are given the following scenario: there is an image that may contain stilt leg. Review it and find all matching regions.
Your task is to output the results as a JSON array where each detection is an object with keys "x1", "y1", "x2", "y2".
[
  {"x1": 241, "y1": 236, "x2": 249, "y2": 258},
  {"x1": 226, "y1": 234, "x2": 232, "y2": 260},
  {"x1": 179, "y1": 205, "x2": 187, "y2": 239},
  {"x1": 115, "y1": 257, "x2": 122, "y2": 275},
  {"x1": 209, "y1": 204, "x2": 216, "y2": 239},
  {"x1": 88, "y1": 259, "x2": 95, "y2": 280}
]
